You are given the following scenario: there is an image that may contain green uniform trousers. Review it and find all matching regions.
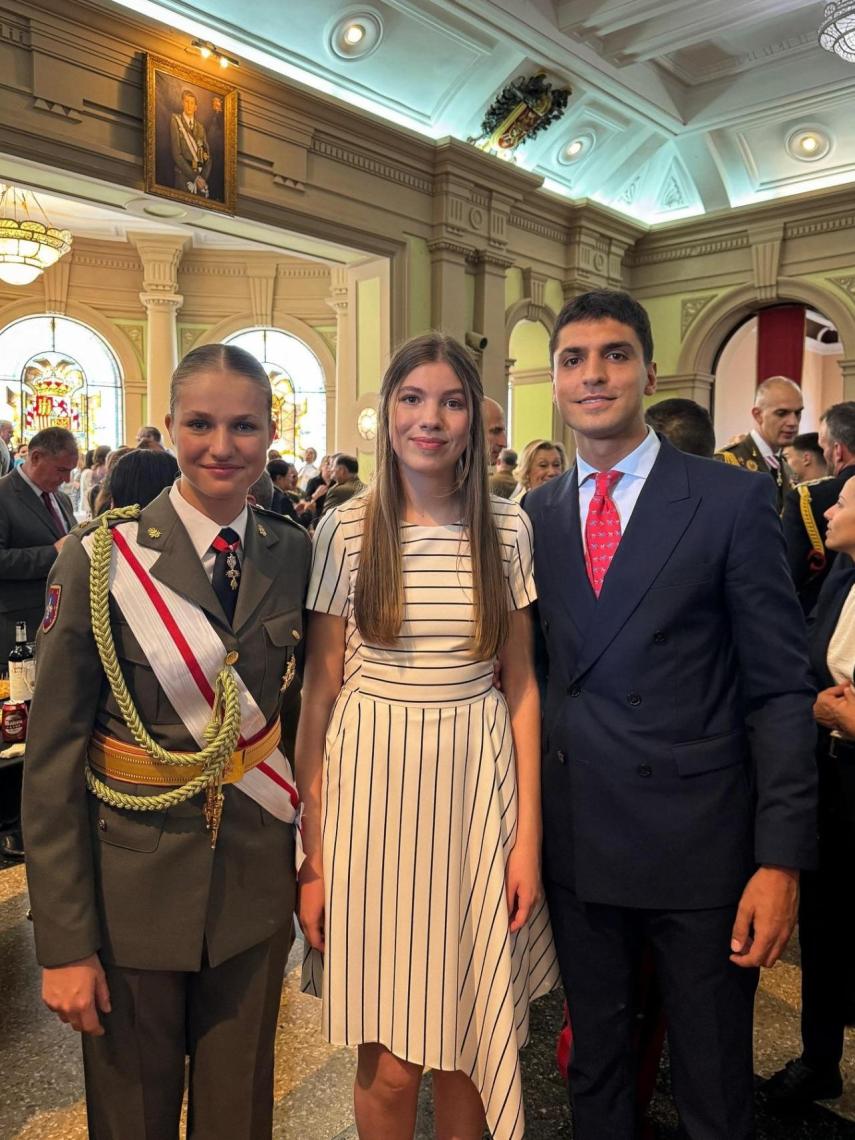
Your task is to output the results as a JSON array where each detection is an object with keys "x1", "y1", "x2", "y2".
[{"x1": 82, "y1": 925, "x2": 291, "y2": 1139}]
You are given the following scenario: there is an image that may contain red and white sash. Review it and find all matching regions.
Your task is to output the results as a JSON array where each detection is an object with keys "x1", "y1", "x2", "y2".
[{"x1": 82, "y1": 521, "x2": 299, "y2": 824}]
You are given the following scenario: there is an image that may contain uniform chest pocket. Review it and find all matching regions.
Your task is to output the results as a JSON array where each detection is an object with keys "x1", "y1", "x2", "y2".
[
  {"x1": 104, "y1": 620, "x2": 162, "y2": 720},
  {"x1": 258, "y1": 609, "x2": 302, "y2": 711}
]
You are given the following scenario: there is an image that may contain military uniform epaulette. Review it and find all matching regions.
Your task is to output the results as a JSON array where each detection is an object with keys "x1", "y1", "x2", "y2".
[
  {"x1": 714, "y1": 449, "x2": 741, "y2": 467},
  {"x1": 249, "y1": 503, "x2": 308, "y2": 535},
  {"x1": 70, "y1": 511, "x2": 127, "y2": 538}
]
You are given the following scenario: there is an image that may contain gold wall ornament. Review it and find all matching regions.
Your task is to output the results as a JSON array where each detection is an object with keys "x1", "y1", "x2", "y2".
[{"x1": 0, "y1": 185, "x2": 72, "y2": 286}]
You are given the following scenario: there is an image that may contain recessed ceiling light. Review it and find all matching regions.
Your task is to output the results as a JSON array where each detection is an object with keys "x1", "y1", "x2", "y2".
[
  {"x1": 328, "y1": 10, "x2": 383, "y2": 60},
  {"x1": 557, "y1": 132, "x2": 595, "y2": 166},
  {"x1": 786, "y1": 125, "x2": 831, "y2": 162}
]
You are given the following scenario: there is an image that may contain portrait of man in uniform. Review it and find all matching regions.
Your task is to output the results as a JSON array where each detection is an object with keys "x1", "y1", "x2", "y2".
[{"x1": 144, "y1": 54, "x2": 237, "y2": 214}]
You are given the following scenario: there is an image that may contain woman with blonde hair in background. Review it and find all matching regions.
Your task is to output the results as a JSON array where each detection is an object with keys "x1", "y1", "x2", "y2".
[
  {"x1": 513, "y1": 438, "x2": 568, "y2": 499},
  {"x1": 296, "y1": 331, "x2": 558, "y2": 1140}
]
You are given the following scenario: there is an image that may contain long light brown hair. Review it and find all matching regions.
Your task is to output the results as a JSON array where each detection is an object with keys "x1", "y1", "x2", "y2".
[{"x1": 354, "y1": 332, "x2": 508, "y2": 659}]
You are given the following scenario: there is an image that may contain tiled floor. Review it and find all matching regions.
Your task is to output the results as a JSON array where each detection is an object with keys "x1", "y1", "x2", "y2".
[{"x1": 3, "y1": 857, "x2": 855, "y2": 1138}]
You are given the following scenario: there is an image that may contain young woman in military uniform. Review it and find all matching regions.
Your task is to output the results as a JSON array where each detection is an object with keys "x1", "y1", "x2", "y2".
[{"x1": 22, "y1": 344, "x2": 311, "y2": 1139}]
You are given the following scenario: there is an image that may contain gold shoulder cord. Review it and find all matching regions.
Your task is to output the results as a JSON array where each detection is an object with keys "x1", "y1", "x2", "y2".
[
  {"x1": 84, "y1": 506, "x2": 242, "y2": 813},
  {"x1": 797, "y1": 484, "x2": 826, "y2": 572}
]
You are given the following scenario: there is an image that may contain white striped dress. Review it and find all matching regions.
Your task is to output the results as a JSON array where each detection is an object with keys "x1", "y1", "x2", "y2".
[{"x1": 301, "y1": 494, "x2": 559, "y2": 1140}]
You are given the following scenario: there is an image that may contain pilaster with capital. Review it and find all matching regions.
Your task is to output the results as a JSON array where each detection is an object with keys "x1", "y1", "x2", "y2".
[
  {"x1": 839, "y1": 359, "x2": 855, "y2": 402},
  {"x1": 130, "y1": 233, "x2": 190, "y2": 429},
  {"x1": 471, "y1": 250, "x2": 513, "y2": 405},
  {"x1": 326, "y1": 266, "x2": 351, "y2": 453},
  {"x1": 427, "y1": 238, "x2": 471, "y2": 342}
]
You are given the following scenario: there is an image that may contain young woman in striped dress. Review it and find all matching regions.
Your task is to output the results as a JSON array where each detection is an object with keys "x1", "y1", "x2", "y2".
[{"x1": 296, "y1": 332, "x2": 558, "y2": 1140}]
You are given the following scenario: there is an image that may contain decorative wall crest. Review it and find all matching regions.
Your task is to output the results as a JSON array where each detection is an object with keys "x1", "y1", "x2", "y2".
[{"x1": 470, "y1": 72, "x2": 570, "y2": 157}]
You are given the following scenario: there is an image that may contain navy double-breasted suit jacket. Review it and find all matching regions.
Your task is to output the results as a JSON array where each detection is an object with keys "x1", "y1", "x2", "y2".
[{"x1": 524, "y1": 435, "x2": 818, "y2": 911}]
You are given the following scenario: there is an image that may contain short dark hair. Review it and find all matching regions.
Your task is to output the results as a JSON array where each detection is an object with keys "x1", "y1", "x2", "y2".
[
  {"x1": 821, "y1": 402, "x2": 855, "y2": 455},
  {"x1": 498, "y1": 447, "x2": 518, "y2": 467},
  {"x1": 137, "y1": 425, "x2": 162, "y2": 443},
  {"x1": 550, "y1": 290, "x2": 654, "y2": 364},
  {"x1": 267, "y1": 459, "x2": 294, "y2": 481},
  {"x1": 787, "y1": 432, "x2": 824, "y2": 463},
  {"x1": 335, "y1": 454, "x2": 359, "y2": 476},
  {"x1": 645, "y1": 398, "x2": 715, "y2": 458},
  {"x1": 110, "y1": 449, "x2": 179, "y2": 509},
  {"x1": 28, "y1": 427, "x2": 78, "y2": 456}
]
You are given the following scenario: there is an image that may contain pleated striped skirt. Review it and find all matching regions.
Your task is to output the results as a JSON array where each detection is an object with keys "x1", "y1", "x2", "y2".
[{"x1": 302, "y1": 685, "x2": 559, "y2": 1140}]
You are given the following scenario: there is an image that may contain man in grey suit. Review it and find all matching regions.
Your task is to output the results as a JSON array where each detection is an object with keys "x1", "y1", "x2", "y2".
[
  {"x1": 0, "y1": 420, "x2": 13, "y2": 476},
  {"x1": 0, "y1": 426, "x2": 78, "y2": 660}
]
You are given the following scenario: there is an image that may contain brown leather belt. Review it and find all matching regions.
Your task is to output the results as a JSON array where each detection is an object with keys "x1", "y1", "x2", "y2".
[{"x1": 88, "y1": 720, "x2": 281, "y2": 787}]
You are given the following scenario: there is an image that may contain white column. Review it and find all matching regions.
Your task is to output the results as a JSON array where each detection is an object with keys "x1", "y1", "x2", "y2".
[
  {"x1": 326, "y1": 267, "x2": 352, "y2": 454},
  {"x1": 129, "y1": 234, "x2": 190, "y2": 430}
]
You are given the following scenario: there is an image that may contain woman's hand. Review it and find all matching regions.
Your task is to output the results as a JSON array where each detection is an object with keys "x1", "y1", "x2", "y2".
[
  {"x1": 297, "y1": 863, "x2": 326, "y2": 953},
  {"x1": 504, "y1": 839, "x2": 543, "y2": 933},
  {"x1": 814, "y1": 683, "x2": 850, "y2": 730},
  {"x1": 42, "y1": 953, "x2": 111, "y2": 1035}
]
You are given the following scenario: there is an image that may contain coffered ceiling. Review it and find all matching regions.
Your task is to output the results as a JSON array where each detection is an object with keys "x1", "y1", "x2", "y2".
[{"x1": 103, "y1": 0, "x2": 855, "y2": 225}]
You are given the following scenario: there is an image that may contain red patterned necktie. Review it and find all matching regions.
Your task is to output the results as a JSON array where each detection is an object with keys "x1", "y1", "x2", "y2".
[
  {"x1": 41, "y1": 491, "x2": 65, "y2": 538},
  {"x1": 584, "y1": 470, "x2": 622, "y2": 596}
]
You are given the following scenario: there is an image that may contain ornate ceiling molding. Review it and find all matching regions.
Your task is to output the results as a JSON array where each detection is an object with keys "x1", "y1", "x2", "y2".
[{"x1": 312, "y1": 134, "x2": 433, "y2": 196}]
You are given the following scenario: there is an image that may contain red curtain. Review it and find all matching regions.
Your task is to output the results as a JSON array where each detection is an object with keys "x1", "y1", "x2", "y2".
[{"x1": 756, "y1": 304, "x2": 806, "y2": 385}]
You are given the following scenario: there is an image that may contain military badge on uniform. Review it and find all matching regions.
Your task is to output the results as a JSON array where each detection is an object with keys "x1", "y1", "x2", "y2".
[
  {"x1": 257, "y1": 523, "x2": 267, "y2": 537},
  {"x1": 746, "y1": 460, "x2": 758, "y2": 471},
  {"x1": 147, "y1": 527, "x2": 162, "y2": 539},
  {"x1": 43, "y1": 584, "x2": 62, "y2": 633}
]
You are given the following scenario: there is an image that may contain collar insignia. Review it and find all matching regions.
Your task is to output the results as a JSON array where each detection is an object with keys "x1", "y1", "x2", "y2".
[
  {"x1": 257, "y1": 523, "x2": 268, "y2": 537},
  {"x1": 147, "y1": 527, "x2": 161, "y2": 539}
]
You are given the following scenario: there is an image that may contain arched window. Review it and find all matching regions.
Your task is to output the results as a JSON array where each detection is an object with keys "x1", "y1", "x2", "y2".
[
  {"x1": 224, "y1": 327, "x2": 326, "y2": 460},
  {"x1": 0, "y1": 315, "x2": 123, "y2": 449}
]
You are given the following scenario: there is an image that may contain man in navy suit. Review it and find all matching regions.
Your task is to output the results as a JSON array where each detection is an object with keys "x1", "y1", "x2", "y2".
[{"x1": 524, "y1": 290, "x2": 818, "y2": 1139}]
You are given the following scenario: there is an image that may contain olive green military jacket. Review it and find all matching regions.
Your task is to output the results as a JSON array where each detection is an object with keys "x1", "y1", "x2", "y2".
[
  {"x1": 22, "y1": 489, "x2": 311, "y2": 972},
  {"x1": 714, "y1": 433, "x2": 793, "y2": 512}
]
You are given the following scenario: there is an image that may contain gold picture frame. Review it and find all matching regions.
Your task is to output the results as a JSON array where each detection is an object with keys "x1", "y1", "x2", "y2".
[{"x1": 144, "y1": 53, "x2": 237, "y2": 215}]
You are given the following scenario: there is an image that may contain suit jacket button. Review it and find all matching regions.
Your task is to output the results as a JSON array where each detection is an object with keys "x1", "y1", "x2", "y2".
[
  {"x1": 556, "y1": 749, "x2": 566, "y2": 764},
  {"x1": 627, "y1": 692, "x2": 642, "y2": 706},
  {"x1": 637, "y1": 764, "x2": 653, "y2": 778},
  {"x1": 98, "y1": 818, "x2": 107, "y2": 831},
  {"x1": 568, "y1": 684, "x2": 581, "y2": 697},
  {"x1": 653, "y1": 631, "x2": 666, "y2": 644}
]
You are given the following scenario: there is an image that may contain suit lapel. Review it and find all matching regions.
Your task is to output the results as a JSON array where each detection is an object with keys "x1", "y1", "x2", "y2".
[
  {"x1": 572, "y1": 440, "x2": 701, "y2": 682},
  {"x1": 11, "y1": 470, "x2": 64, "y2": 540},
  {"x1": 136, "y1": 490, "x2": 229, "y2": 628},
  {"x1": 544, "y1": 468, "x2": 595, "y2": 636},
  {"x1": 232, "y1": 512, "x2": 281, "y2": 635}
]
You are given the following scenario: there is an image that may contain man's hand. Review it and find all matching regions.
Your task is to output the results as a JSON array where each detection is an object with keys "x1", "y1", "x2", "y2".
[
  {"x1": 730, "y1": 866, "x2": 799, "y2": 968},
  {"x1": 42, "y1": 953, "x2": 111, "y2": 1035},
  {"x1": 814, "y1": 684, "x2": 848, "y2": 730}
]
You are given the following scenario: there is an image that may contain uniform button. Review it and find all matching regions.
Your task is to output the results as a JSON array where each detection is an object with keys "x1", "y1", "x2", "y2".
[
  {"x1": 627, "y1": 692, "x2": 642, "y2": 706},
  {"x1": 637, "y1": 764, "x2": 653, "y2": 778},
  {"x1": 653, "y1": 631, "x2": 666, "y2": 644},
  {"x1": 98, "y1": 818, "x2": 107, "y2": 831},
  {"x1": 568, "y1": 684, "x2": 581, "y2": 698},
  {"x1": 556, "y1": 749, "x2": 566, "y2": 764}
]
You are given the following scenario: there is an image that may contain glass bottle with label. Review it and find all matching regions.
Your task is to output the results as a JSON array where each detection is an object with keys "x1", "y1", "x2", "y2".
[{"x1": 8, "y1": 621, "x2": 34, "y2": 703}]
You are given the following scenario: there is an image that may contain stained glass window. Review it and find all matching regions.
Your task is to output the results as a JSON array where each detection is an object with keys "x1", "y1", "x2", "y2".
[
  {"x1": 224, "y1": 328, "x2": 326, "y2": 461},
  {"x1": 0, "y1": 315, "x2": 123, "y2": 449}
]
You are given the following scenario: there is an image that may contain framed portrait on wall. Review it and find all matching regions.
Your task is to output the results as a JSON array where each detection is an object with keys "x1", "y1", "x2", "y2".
[{"x1": 144, "y1": 54, "x2": 237, "y2": 214}]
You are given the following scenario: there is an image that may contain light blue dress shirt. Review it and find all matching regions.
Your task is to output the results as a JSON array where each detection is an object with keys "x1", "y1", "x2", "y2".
[{"x1": 576, "y1": 427, "x2": 661, "y2": 546}]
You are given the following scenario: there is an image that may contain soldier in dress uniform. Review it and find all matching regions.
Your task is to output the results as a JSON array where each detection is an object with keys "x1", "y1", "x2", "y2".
[
  {"x1": 170, "y1": 89, "x2": 212, "y2": 197},
  {"x1": 22, "y1": 344, "x2": 311, "y2": 1140},
  {"x1": 714, "y1": 376, "x2": 803, "y2": 511},
  {"x1": 782, "y1": 403, "x2": 855, "y2": 616}
]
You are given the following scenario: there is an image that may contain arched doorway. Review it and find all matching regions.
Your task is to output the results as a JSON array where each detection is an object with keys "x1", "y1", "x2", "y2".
[
  {"x1": 224, "y1": 327, "x2": 326, "y2": 461},
  {"x1": 0, "y1": 314, "x2": 124, "y2": 449},
  {"x1": 507, "y1": 318, "x2": 555, "y2": 452},
  {"x1": 713, "y1": 307, "x2": 843, "y2": 443}
]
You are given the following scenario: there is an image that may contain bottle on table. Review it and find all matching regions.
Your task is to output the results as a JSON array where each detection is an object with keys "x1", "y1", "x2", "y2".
[{"x1": 8, "y1": 622, "x2": 34, "y2": 704}]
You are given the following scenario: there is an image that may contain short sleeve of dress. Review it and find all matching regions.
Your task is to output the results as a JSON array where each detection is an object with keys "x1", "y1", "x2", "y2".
[
  {"x1": 504, "y1": 503, "x2": 537, "y2": 611},
  {"x1": 306, "y1": 509, "x2": 350, "y2": 616}
]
